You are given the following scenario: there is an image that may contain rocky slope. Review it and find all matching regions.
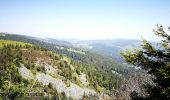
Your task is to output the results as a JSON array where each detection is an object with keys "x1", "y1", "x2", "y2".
[
  {"x1": 0, "y1": 40, "x2": 112, "y2": 99},
  {"x1": 19, "y1": 62, "x2": 97, "y2": 99}
]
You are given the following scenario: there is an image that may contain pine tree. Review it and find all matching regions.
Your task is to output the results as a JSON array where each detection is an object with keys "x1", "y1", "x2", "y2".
[{"x1": 121, "y1": 25, "x2": 170, "y2": 100}]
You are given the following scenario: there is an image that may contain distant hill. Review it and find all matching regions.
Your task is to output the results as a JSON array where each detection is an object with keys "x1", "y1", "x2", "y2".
[
  {"x1": 0, "y1": 33, "x2": 144, "y2": 62},
  {"x1": 38, "y1": 38, "x2": 72, "y2": 47},
  {"x1": 68, "y1": 39, "x2": 142, "y2": 62},
  {"x1": 0, "y1": 33, "x2": 125, "y2": 81}
]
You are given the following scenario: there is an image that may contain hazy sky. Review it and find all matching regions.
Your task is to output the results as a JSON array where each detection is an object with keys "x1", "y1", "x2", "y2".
[{"x1": 0, "y1": 0, "x2": 170, "y2": 40}]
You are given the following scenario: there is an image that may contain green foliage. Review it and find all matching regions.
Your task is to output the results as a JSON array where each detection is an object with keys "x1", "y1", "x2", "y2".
[
  {"x1": 0, "y1": 34, "x2": 124, "y2": 98},
  {"x1": 48, "y1": 83, "x2": 53, "y2": 89},
  {"x1": 76, "y1": 68, "x2": 81, "y2": 75},
  {"x1": 96, "y1": 85, "x2": 103, "y2": 93},
  {"x1": 0, "y1": 40, "x2": 32, "y2": 48},
  {"x1": 61, "y1": 92, "x2": 67, "y2": 100},
  {"x1": 0, "y1": 43, "x2": 61, "y2": 99},
  {"x1": 0, "y1": 45, "x2": 28, "y2": 99},
  {"x1": 122, "y1": 25, "x2": 170, "y2": 100},
  {"x1": 23, "y1": 60, "x2": 46, "y2": 74},
  {"x1": 0, "y1": 33, "x2": 124, "y2": 78}
]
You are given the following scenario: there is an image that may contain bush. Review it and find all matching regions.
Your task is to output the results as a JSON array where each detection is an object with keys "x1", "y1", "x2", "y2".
[
  {"x1": 48, "y1": 83, "x2": 53, "y2": 89},
  {"x1": 76, "y1": 69, "x2": 81, "y2": 75}
]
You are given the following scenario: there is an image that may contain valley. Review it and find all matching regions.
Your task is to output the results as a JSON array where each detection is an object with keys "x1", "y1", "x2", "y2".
[
  {"x1": 0, "y1": 33, "x2": 151, "y2": 99},
  {"x1": 0, "y1": 1, "x2": 169, "y2": 99}
]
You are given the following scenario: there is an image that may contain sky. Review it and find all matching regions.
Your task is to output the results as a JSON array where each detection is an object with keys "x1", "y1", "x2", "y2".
[{"x1": 0, "y1": 0, "x2": 170, "y2": 41}]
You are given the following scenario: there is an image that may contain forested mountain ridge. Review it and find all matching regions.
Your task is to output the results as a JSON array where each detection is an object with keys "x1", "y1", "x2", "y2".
[
  {"x1": 67, "y1": 39, "x2": 142, "y2": 62},
  {"x1": 0, "y1": 33, "x2": 153, "y2": 99},
  {"x1": 68, "y1": 39, "x2": 156, "y2": 62},
  {"x1": 0, "y1": 40, "x2": 115, "y2": 99},
  {"x1": 39, "y1": 38, "x2": 72, "y2": 47},
  {"x1": 0, "y1": 33, "x2": 125, "y2": 77}
]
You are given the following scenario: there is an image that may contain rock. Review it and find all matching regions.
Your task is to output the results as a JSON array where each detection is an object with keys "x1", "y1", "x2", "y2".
[
  {"x1": 79, "y1": 73, "x2": 89, "y2": 86},
  {"x1": 36, "y1": 73, "x2": 97, "y2": 99},
  {"x1": 18, "y1": 64, "x2": 34, "y2": 80}
]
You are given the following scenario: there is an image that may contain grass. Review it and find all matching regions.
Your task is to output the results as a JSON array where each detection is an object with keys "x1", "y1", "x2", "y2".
[
  {"x1": 67, "y1": 48, "x2": 85, "y2": 55},
  {"x1": 56, "y1": 45, "x2": 85, "y2": 55},
  {"x1": 0, "y1": 40, "x2": 32, "y2": 48}
]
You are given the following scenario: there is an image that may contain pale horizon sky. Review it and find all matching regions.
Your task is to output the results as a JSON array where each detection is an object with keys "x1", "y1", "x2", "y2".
[{"x1": 0, "y1": 0, "x2": 170, "y2": 41}]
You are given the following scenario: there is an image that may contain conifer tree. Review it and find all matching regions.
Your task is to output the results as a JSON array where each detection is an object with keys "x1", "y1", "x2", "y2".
[{"x1": 121, "y1": 25, "x2": 170, "y2": 100}]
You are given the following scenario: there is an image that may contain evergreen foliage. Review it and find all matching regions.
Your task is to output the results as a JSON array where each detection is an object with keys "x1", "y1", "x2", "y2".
[
  {"x1": 122, "y1": 25, "x2": 170, "y2": 100},
  {"x1": 0, "y1": 40, "x2": 121, "y2": 99}
]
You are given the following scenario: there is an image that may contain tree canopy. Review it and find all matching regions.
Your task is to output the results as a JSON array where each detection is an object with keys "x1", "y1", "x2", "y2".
[{"x1": 122, "y1": 25, "x2": 170, "y2": 100}]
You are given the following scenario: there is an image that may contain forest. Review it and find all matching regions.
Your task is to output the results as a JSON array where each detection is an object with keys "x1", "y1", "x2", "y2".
[{"x1": 0, "y1": 25, "x2": 170, "y2": 99}]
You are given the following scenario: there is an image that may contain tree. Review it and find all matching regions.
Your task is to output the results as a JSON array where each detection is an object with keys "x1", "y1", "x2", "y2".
[{"x1": 121, "y1": 25, "x2": 170, "y2": 100}]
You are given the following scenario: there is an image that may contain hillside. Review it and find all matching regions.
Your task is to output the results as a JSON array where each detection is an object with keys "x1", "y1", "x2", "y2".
[
  {"x1": 68, "y1": 39, "x2": 142, "y2": 62},
  {"x1": 0, "y1": 34, "x2": 152, "y2": 99},
  {"x1": 68, "y1": 39, "x2": 157, "y2": 63},
  {"x1": 0, "y1": 40, "x2": 116, "y2": 99},
  {"x1": 0, "y1": 33, "x2": 125, "y2": 77}
]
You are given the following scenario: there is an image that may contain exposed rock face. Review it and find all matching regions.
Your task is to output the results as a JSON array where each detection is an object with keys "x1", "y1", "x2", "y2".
[
  {"x1": 18, "y1": 64, "x2": 98, "y2": 99},
  {"x1": 36, "y1": 59, "x2": 58, "y2": 75},
  {"x1": 36, "y1": 73, "x2": 97, "y2": 99},
  {"x1": 79, "y1": 73, "x2": 89, "y2": 86},
  {"x1": 18, "y1": 64, "x2": 34, "y2": 80}
]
